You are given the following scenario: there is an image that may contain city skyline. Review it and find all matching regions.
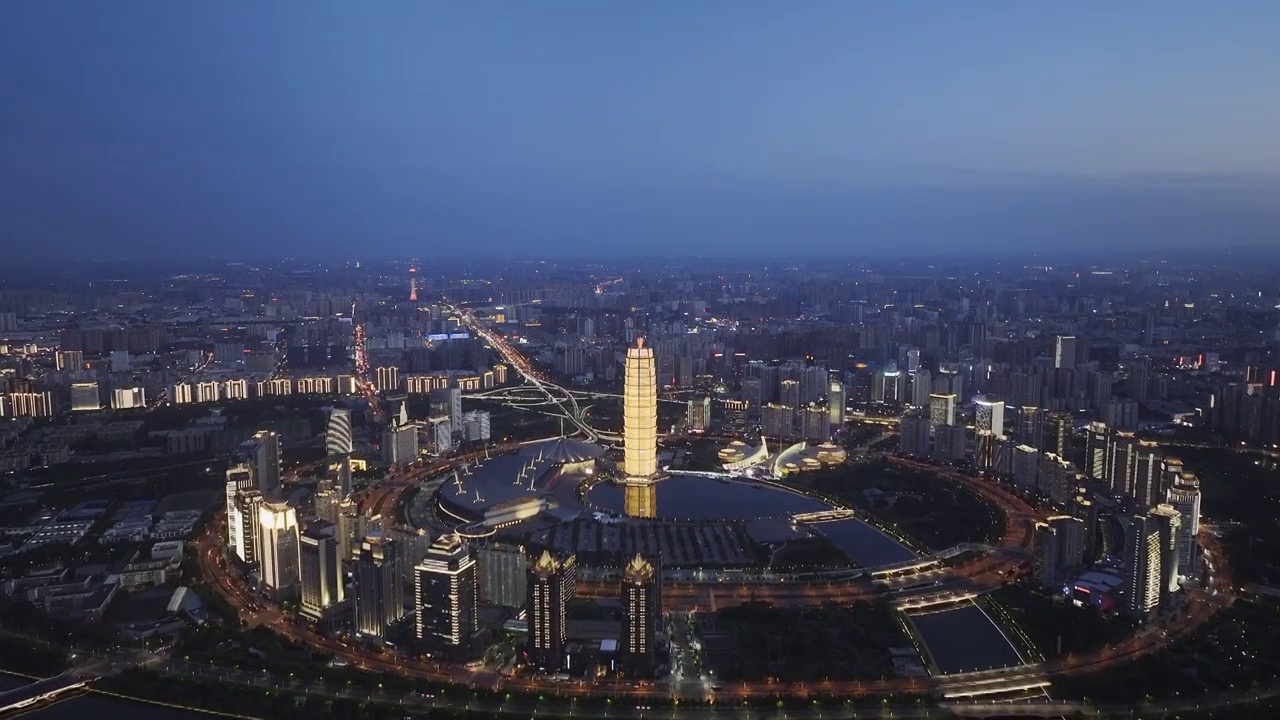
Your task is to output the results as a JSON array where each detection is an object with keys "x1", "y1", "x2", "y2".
[{"x1": 1, "y1": 4, "x2": 1278, "y2": 715}]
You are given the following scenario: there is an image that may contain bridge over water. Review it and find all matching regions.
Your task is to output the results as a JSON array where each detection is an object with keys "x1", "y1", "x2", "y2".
[{"x1": 0, "y1": 672, "x2": 92, "y2": 715}]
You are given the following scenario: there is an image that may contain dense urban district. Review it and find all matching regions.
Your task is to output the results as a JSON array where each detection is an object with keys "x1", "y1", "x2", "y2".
[{"x1": 0, "y1": 258, "x2": 1279, "y2": 718}]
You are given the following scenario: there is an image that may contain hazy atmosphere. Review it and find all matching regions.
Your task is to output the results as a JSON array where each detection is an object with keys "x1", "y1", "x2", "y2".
[{"x1": 4, "y1": 1, "x2": 1279, "y2": 259}]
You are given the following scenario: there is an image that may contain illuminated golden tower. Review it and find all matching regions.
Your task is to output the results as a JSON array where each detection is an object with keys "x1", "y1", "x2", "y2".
[{"x1": 623, "y1": 337, "x2": 659, "y2": 517}]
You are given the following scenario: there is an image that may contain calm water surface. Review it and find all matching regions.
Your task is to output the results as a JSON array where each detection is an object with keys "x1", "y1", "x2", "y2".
[
  {"x1": 586, "y1": 474, "x2": 830, "y2": 520},
  {"x1": 907, "y1": 603, "x2": 1024, "y2": 674}
]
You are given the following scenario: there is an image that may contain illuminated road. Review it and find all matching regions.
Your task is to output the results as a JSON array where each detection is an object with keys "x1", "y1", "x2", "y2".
[{"x1": 453, "y1": 307, "x2": 622, "y2": 443}]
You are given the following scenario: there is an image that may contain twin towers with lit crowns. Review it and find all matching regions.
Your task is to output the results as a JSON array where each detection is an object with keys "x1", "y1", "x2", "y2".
[{"x1": 622, "y1": 337, "x2": 662, "y2": 518}]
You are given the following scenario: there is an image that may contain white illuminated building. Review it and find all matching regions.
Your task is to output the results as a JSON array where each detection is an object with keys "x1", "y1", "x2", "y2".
[
  {"x1": 975, "y1": 396, "x2": 1005, "y2": 437},
  {"x1": 257, "y1": 502, "x2": 300, "y2": 599}
]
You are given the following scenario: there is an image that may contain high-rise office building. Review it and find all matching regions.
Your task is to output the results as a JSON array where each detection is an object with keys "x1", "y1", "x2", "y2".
[
  {"x1": 195, "y1": 380, "x2": 222, "y2": 403},
  {"x1": 355, "y1": 534, "x2": 403, "y2": 638},
  {"x1": 54, "y1": 349, "x2": 84, "y2": 372},
  {"x1": 1107, "y1": 431, "x2": 1137, "y2": 498},
  {"x1": 232, "y1": 489, "x2": 264, "y2": 564},
  {"x1": 1149, "y1": 504, "x2": 1182, "y2": 606},
  {"x1": 1072, "y1": 493, "x2": 1100, "y2": 563},
  {"x1": 779, "y1": 379, "x2": 801, "y2": 413},
  {"x1": 1167, "y1": 474, "x2": 1202, "y2": 580},
  {"x1": 388, "y1": 526, "x2": 432, "y2": 597},
  {"x1": 258, "y1": 502, "x2": 300, "y2": 600},
  {"x1": 224, "y1": 463, "x2": 256, "y2": 559},
  {"x1": 1085, "y1": 421, "x2": 1110, "y2": 481},
  {"x1": 314, "y1": 487, "x2": 340, "y2": 526},
  {"x1": 1018, "y1": 406, "x2": 1046, "y2": 451},
  {"x1": 527, "y1": 550, "x2": 576, "y2": 670},
  {"x1": 375, "y1": 366, "x2": 400, "y2": 393},
  {"x1": 445, "y1": 387, "x2": 463, "y2": 431},
  {"x1": 171, "y1": 382, "x2": 193, "y2": 404},
  {"x1": 720, "y1": 398, "x2": 748, "y2": 432},
  {"x1": 686, "y1": 396, "x2": 712, "y2": 433},
  {"x1": 415, "y1": 534, "x2": 477, "y2": 659},
  {"x1": 802, "y1": 404, "x2": 831, "y2": 442},
  {"x1": 1054, "y1": 335, "x2": 1077, "y2": 370},
  {"x1": 326, "y1": 408, "x2": 353, "y2": 455},
  {"x1": 623, "y1": 338, "x2": 659, "y2": 518},
  {"x1": 478, "y1": 543, "x2": 527, "y2": 608},
  {"x1": 827, "y1": 379, "x2": 845, "y2": 427},
  {"x1": 70, "y1": 382, "x2": 100, "y2": 412},
  {"x1": 300, "y1": 522, "x2": 344, "y2": 619},
  {"x1": 240, "y1": 430, "x2": 281, "y2": 499},
  {"x1": 382, "y1": 423, "x2": 419, "y2": 466},
  {"x1": 621, "y1": 554, "x2": 660, "y2": 678},
  {"x1": 224, "y1": 378, "x2": 249, "y2": 400},
  {"x1": 337, "y1": 498, "x2": 358, "y2": 563},
  {"x1": 909, "y1": 369, "x2": 932, "y2": 408},
  {"x1": 741, "y1": 378, "x2": 762, "y2": 416},
  {"x1": 898, "y1": 415, "x2": 931, "y2": 456},
  {"x1": 1125, "y1": 510, "x2": 1173, "y2": 621},
  {"x1": 460, "y1": 410, "x2": 491, "y2": 442},
  {"x1": 1131, "y1": 441, "x2": 1163, "y2": 508},
  {"x1": 1047, "y1": 412, "x2": 1072, "y2": 458},
  {"x1": 328, "y1": 455, "x2": 353, "y2": 498},
  {"x1": 111, "y1": 387, "x2": 146, "y2": 410},
  {"x1": 1033, "y1": 516, "x2": 1085, "y2": 590},
  {"x1": 876, "y1": 366, "x2": 905, "y2": 404},
  {"x1": 430, "y1": 416, "x2": 453, "y2": 454},
  {"x1": 1123, "y1": 515, "x2": 1158, "y2": 619},
  {"x1": 762, "y1": 403, "x2": 794, "y2": 441},
  {"x1": 928, "y1": 393, "x2": 956, "y2": 430},
  {"x1": 974, "y1": 396, "x2": 1004, "y2": 437},
  {"x1": 0, "y1": 392, "x2": 52, "y2": 418}
]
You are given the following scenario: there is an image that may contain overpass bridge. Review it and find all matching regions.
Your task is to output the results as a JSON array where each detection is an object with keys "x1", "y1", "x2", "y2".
[
  {"x1": 0, "y1": 672, "x2": 92, "y2": 715},
  {"x1": 790, "y1": 508, "x2": 856, "y2": 523},
  {"x1": 892, "y1": 587, "x2": 980, "y2": 611}
]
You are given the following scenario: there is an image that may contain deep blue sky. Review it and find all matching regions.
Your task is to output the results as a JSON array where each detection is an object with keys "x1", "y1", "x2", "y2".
[{"x1": 3, "y1": 2, "x2": 1279, "y2": 261}]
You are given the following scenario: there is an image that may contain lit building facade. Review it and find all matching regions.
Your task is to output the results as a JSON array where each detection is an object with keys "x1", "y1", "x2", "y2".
[
  {"x1": 355, "y1": 534, "x2": 403, "y2": 638},
  {"x1": 1167, "y1": 473, "x2": 1202, "y2": 579},
  {"x1": 415, "y1": 534, "x2": 477, "y2": 659},
  {"x1": 325, "y1": 408, "x2": 353, "y2": 455},
  {"x1": 70, "y1": 382, "x2": 100, "y2": 412},
  {"x1": 527, "y1": 550, "x2": 576, "y2": 670},
  {"x1": 686, "y1": 395, "x2": 712, "y2": 433},
  {"x1": 621, "y1": 554, "x2": 660, "y2": 677},
  {"x1": 928, "y1": 393, "x2": 956, "y2": 430},
  {"x1": 827, "y1": 379, "x2": 845, "y2": 427},
  {"x1": 300, "y1": 523, "x2": 344, "y2": 618},
  {"x1": 239, "y1": 429, "x2": 281, "y2": 499},
  {"x1": 224, "y1": 463, "x2": 256, "y2": 560},
  {"x1": 623, "y1": 338, "x2": 659, "y2": 518},
  {"x1": 1054, "y1": 335, "x2": 1077, "y2": 370},
  {"x1": 974, "y1": 396, "x2": 1004, "y2": 437},
  {"x1": 478, "y1": 542, "x2": 527, "y2": 609},
  {"x1": 258, "y1": 502, "x2": 300, "y2": 600}
]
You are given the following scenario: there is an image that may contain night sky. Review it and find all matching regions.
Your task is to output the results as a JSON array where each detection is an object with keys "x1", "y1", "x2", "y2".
[{"x1": 3, "y1": 2, "x2": 1279, "y2": 261}]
